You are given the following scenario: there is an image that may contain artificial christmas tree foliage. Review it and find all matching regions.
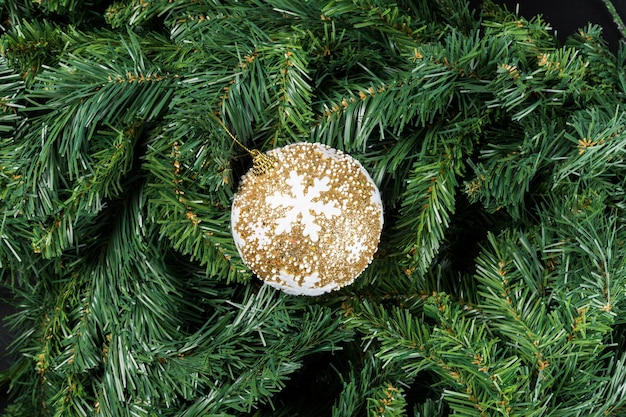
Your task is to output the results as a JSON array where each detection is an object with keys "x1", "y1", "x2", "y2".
[{"x1": 2, "y1": 0, "x2": 626, "y2": 416}]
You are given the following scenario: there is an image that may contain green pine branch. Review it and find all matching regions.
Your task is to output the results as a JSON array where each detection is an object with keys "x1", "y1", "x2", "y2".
[{"x1": 2, "y1": 0, "x2": 626, "y2": 415}]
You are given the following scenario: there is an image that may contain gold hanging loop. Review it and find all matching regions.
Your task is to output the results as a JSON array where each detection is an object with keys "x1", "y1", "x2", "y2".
[{"x1": 212, "y1": 115, "x2": 276, "y2": 175}]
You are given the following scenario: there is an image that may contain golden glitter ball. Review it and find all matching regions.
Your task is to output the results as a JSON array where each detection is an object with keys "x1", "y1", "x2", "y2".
[{"x1": 231, "y1": 142, "x2": 384, "y2": 296}]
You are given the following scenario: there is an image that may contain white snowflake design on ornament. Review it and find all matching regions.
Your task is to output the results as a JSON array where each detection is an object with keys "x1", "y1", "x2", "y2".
[
  {"x1": 345, "y1": 233, "x2": 369, "y2": 263},
  {"x1": 266, "y1": 170, "x2": 341, "y2": 242},
  {"x1": 248, "y1": 220, "x2": 272, "y2": 247}
]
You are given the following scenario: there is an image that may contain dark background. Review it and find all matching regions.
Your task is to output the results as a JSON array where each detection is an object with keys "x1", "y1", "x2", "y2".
[
  {"x1": 477, "y1": 0, "x2": 626, "y2": 51},
  {"x1": 1, "y1": 0, "x2": 626, "y2": 412}
]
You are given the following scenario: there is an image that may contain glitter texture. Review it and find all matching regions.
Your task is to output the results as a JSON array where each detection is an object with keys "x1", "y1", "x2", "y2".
[{"x1": 231, "y1": 142, "x2": 384, "y2": 296}]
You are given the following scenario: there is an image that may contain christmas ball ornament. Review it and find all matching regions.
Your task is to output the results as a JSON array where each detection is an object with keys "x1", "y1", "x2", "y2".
[{"x1": 231, "y1": 142, "x2": 383, "y2": 296}]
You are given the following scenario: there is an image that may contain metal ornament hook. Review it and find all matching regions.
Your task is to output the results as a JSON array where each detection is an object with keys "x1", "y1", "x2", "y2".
[{"x1": 213, "y1": 114, "x2": 276, "y2": 175}]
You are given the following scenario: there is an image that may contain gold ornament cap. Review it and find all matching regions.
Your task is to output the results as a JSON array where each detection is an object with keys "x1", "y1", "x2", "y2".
[{"x1": 231, "y1": 142, "x2": 384, "y2": 296}]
